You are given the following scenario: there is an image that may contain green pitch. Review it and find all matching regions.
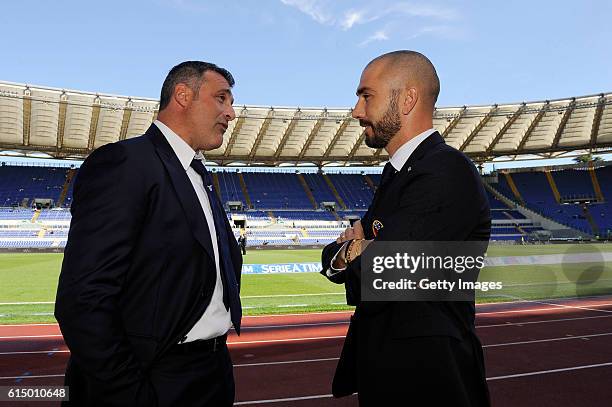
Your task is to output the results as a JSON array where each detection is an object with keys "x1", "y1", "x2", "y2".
[{"x1": 1, "y1": 244, "x2": 612, "y2": 324}]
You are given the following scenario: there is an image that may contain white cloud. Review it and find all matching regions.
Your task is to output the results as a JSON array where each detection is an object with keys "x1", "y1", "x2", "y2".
[
  {"x1": 280, "y1": 0, "x2": 334, "y2": 25},
  {"x1": 406, "y1": 25, "x2": 464, "y2": 40},
  {"x1": 359, "y1": 29, "x2": 389, "y2": 47},
  {"x1": 341, "y1": 10, "x2": 365, "y2": 30},
  {"x1": 279, "y1": 0, "x2": 464, "y2": 46},
  {"x1": 389, "y1": 2, "x2": 458, "y2": 21}
]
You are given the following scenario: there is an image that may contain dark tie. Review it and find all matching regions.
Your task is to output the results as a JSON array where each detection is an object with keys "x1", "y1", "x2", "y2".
[
  {"x1": 190, "y1": 159, "x2": 242, "y2": 334},
  {"x1": 379, "y1": 162, "x2": 397, "y2": 189}
]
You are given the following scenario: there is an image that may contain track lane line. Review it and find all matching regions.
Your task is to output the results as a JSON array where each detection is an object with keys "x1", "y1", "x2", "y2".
[
  {"x1": 5, "y1": 330, "x2": 612, "y2": 356},
  {"x1": 487, "y1": 361, "x2": 612, "y2": 381},
  {"x1": 477, "y1": 314, "x2": 612, "y2": 328},
  {"x1": 484, "y1": 332, "x2": 612, "y2": 348},
  {"x1": 234, "y1": 357, "x2": 339, "y2": 368},
  {"x1": 3, "y1": 311, "x2": 612, "y2": 339},
  {"x1": 0, "y1": 334, "x2": 62, "y2": 339}
]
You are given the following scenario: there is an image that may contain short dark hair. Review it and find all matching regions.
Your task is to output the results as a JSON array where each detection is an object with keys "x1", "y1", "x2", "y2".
[{"x1": 159, "y1": 61, "x2": 235, "y2": 110}]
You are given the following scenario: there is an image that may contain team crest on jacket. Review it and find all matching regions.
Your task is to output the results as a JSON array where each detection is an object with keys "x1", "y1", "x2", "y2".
[{"x1": 372, "y1": 220, "x2": 384, "y2": 237}]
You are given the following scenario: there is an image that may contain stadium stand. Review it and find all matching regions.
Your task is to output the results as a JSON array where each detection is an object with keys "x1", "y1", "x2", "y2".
[
  {"x1": 326, "y1": 174, "x2": 374, "y2": 209},
  {"x1": 4, "y1": 161, "x2": 611, "y2": 249},
  {"x1": 0, "y1": 164, "x2": 71, "y2": 207},
  {"x1": 242, "y1": 172, "x2": 312, "y2": 209},
  {"x1": 488, "y1": 164, "x2": 611, "y2": 237},
  {"x1": 216, "y1": 171, "x2": 246, "y2": 206}
]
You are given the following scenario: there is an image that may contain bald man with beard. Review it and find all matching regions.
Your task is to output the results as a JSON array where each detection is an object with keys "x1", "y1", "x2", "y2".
[{"x1": 320, "y1": 51, "x2": 491, "y2": 406}]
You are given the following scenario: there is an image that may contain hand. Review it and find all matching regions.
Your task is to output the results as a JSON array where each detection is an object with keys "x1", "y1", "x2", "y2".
[
  {"x1": 336, "y1": 220, "x2": 365, "y2": 244},
  {"x1": 332, "y1": 237, "x2": 373, "y2": 269}
]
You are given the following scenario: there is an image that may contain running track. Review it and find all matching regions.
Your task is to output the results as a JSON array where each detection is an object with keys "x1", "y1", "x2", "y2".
[{"x1": 2, "y1": 296, "x2": 612, "y2": 406}]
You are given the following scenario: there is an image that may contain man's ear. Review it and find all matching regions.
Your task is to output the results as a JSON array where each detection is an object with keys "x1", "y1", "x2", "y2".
[
  {"x1": 173, "y1": 83, "x2": 192, "y2": 109},
  {"x1": 402, "y1": 87, "x2": 418, "y2": 115}
]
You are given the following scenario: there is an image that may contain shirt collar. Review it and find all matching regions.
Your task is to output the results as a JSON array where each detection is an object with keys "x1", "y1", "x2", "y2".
[
  {"x1": 388, "y1": 128, "x2": 436, "y2": 171},
  {"x1": 154, "y1": 120, "x2": 202, "y2": 171}
]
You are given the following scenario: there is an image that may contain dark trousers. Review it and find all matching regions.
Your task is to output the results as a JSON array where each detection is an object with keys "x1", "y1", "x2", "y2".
[{"x1": 150, "y1": 343, "x2": 235, "y2": 407}]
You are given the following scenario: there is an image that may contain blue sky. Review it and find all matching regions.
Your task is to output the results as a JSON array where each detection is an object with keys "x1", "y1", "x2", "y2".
[
  {"x1": 1, "y1": 0, "x2": 610, "y2": 109},
  {"x1": 1, "y1": 0, "x2": 611, "y2": 169}
]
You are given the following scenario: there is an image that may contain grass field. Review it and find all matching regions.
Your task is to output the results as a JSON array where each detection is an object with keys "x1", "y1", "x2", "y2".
[{"x1": 1, "y1": 244, "x2": 612, "y2": 324}]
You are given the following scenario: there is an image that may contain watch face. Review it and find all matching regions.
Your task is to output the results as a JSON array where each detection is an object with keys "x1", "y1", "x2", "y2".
[{"x1": 372, "y1": 219, "x2": 384, "y2": 237}]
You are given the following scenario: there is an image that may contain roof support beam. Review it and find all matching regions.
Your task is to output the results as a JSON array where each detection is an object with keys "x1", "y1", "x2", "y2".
[
  {"x1": 223, "y1": 117, "x2": 245, "y2": 157},
  {"x1": 87, "y1": 97, "x2": 101, "y2": 151},
  {"x1": 224, "y1": 107, "x2": 248, "y2": 157},
  {"x1": 118, "y1": 101, "x2": 133, "y2": 141},
  {"x1": 248, "y1": 108, "x2": 274, "y2": 160},
  {"x1": 298, "y1": 111, "x2": 326, "y2": 160},
  {"x1": 442, "y1": 106, "x2": 466, "y2": 138},
  {"x1": 323, "y1": 116, "x2": 352, "y2": 159},
  {"x1": 460, "y1": 105, "x2": 496, "y2": 151},
  {"x1": 56, "y1": 92, "x2": 68, "y2": 149},
  {"x1": 516, "y1": 101, "x2": 550, "y2": 153},
  {"x1": 551, "y1": 99, "x2": 575, "y2": 150},
  {"x1": 347, "y1": 130, "x2": 366, "y2": 161},
  {"x1": 486, "y1": 104, "x2": 525, "y2": 155},
  {"x1": 590, "y1": 94, "x2": 606, "y2": 148},
  {"x1": 372, "y1": 147, "x2": 384, "y2": 161},
  {"x1": 273, "y1": 109, "x2": 301, "y2": 160},
  {"x1": 22, "y1": 88, "x2": 32, "y2": 147}
]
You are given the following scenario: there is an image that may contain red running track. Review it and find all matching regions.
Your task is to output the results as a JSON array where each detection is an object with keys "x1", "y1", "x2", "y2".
[{"x1": 1, "y1": 298, "x2": 612, "y2": 406}]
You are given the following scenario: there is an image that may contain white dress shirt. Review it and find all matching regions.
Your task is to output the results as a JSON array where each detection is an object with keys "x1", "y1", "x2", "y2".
[
  {"x1": 388, "y1": 128, "x2": 436, "y2": 172},
  {"x1": 324, "y1": 128, "x2": 436, "y2": 277},
  {"x1": 154, "y1": 120, "x2": 232, "y2": 342}
]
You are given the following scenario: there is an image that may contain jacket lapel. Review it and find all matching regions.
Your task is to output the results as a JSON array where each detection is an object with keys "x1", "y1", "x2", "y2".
[
  {"x1": 401, "y1": 131, "x2": 444, "y2": 173},
  {"x1": 369, "y1": 131, "x2": 445, "y2": 215},
  {"x1": 147, "y1": 125, "x2": 215, "y2": 261}
]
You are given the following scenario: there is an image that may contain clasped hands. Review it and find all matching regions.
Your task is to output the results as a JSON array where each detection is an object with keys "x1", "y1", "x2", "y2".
[{"x1": 333, "y1": 220, "x2": 373, "y2": 269}]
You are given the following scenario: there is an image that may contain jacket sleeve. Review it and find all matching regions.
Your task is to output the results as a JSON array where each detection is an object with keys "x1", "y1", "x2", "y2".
[{"x1": 54, "y1": 143, "x2": 156, "y2": 406}]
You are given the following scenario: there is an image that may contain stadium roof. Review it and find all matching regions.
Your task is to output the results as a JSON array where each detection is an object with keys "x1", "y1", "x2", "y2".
[{"x1": 1, "y1": 80, "x2": 611, "y2": 166}]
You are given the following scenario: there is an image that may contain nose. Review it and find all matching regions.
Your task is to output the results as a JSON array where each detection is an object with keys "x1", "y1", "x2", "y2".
[
  {"x1": 226, "y1": 105, "x2": 236, "y2": 122},
  {"x1": 352, "y1": 99, "x2": 364, "y2": 121}
]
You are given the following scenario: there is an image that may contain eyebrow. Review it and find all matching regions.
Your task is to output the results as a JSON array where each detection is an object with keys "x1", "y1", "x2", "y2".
[{"x1": 356, "y1": 86, "x2": 374, "y2": 96}]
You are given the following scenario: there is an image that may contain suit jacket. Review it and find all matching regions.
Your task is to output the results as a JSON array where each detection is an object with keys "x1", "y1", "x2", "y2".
[
  {"x1": 55, "y1": 125, "x2": 242, "y2": 406},
  {"x1": 321, "y1": 132, "x2": 491, "y2": 405}
]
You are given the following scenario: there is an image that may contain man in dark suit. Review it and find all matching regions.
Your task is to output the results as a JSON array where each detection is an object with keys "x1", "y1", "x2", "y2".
[
  {"x1": 238, "y1": 233, "x2": 247, "y2": 255},
  {"x1": 55, "y1": 61, "x2": 242, "y2": 406},
  {"x1": 321, "y1": 51, "x2": 491, "y2": 406}
]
